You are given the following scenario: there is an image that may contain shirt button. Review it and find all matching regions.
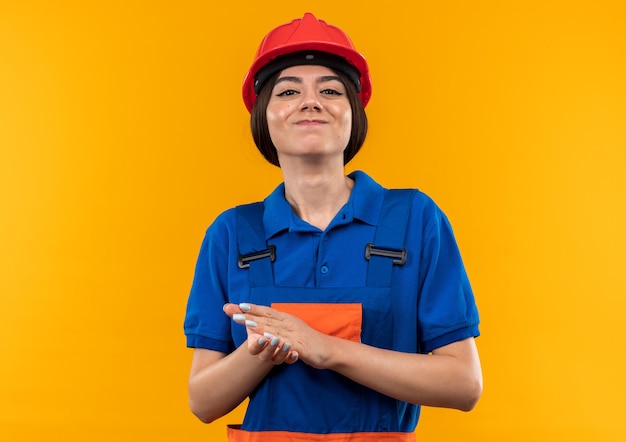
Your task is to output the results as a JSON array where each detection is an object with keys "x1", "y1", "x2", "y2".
[{"x1": 320, "y1": 265, "x2": 329, "y2": 274}]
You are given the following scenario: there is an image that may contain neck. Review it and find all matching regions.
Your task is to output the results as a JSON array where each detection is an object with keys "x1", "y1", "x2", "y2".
[{"x1": 281, "y1": 163, "x2": 353, "y2": 231}]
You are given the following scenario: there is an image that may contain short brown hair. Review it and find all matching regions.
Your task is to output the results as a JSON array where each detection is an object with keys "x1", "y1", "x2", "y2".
[{"x1": 250, "y1": 69, "x2": 368, "y2": 167}]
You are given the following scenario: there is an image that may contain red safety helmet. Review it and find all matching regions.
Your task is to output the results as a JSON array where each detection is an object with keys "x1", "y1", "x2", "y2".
[{"x1": 242, "y1": 13, "x2": 372, "y2": 112}]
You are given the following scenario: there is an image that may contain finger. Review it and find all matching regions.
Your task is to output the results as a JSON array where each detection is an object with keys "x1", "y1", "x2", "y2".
[
  {"x1": 230, "y1": 313, "x2": 260, "y2": 330},
  {"x1": 270, "y1": 342, "x2": 293, "y2": 365},
  {"x1": 223, "y1": 303, "x2": 243, "y2": 318},
  {"x1": 247, "y1": 333, "x2": 269, "y2": 355},
  {"x1": 239, "y1": 302, "x2": 283, "y2": 321},
  {"x1": 285, "y1": 351, "x2": 299, "y2": 365},
  {"x1": 256, "y1": 334, "x2": 282, "y2": 362}
]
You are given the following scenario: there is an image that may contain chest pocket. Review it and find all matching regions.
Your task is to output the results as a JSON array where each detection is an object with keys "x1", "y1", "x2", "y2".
[{"x1": 271, "y1": 302, "x2": 362, "y2": 342}]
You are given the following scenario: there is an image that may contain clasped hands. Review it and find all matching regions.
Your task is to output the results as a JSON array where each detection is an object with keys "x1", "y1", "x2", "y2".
[{"x1": 223, "y1": 302, "x2": 330, "y2": 367}]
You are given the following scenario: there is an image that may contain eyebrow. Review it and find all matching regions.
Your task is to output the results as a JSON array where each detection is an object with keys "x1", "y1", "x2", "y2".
[{"x1": 274, "y1": 75, "x2": 343, "y2": 86}]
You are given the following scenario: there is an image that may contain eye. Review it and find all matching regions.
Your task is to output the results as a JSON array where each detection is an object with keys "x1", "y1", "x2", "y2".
[
  {"x1": 275, "y1": 89, "x2": 299, "y2": 97},
  {"x1": 321, "y1": 88, "x2": 343, "y2": 96}
]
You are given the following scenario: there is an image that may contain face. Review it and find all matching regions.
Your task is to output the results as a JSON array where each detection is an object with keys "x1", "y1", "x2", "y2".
[{"x1": 266, "y1": 65, "x2": 352, "y2": 164}]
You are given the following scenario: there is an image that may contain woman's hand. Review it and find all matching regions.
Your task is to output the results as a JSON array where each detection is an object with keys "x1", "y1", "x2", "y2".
[
  {"x1": 223, "y1": 303, "x2": 302, "y2": 365},
  {"x1": 223, "y1": 302, "x2": 335, "y2": 368}
]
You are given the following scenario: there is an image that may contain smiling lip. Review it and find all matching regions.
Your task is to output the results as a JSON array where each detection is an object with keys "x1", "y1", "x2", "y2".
[{"x1": 295, "y1": 119, "x2": 326, "y2": 125}]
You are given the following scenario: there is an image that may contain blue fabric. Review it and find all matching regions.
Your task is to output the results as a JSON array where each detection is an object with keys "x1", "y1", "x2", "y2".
[{"x1": 183, "y1": 170, "x2": 480, "y2": 433}]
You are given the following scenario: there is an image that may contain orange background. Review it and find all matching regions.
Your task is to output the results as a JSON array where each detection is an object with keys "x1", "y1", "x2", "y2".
[{"x1": 1, "y1": 1, "x2": 625, "y2": 441}]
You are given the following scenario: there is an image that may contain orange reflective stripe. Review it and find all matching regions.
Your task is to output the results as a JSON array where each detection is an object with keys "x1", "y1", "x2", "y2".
[
  {"x1": 271, "y1": 303, "x2": 362, "y2": 342},
  {"x1": 227, "y1": 426, "x2": 415, "y2": 442}
]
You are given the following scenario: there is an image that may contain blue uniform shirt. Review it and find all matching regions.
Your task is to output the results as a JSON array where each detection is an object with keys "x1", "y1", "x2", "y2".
[{"x1": 184, "y1": 170, "x2": 480, "y2": 434}]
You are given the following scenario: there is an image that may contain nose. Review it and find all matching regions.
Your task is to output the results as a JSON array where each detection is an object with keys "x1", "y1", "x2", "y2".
[{"x1": 299, "y1": 89, "x2": 322, "y2": 111}]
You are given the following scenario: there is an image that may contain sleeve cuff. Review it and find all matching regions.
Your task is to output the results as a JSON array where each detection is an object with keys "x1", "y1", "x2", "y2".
[
  {"x1": 186, "y1": 334, "x2": 234, "y2": 353},
  {"x1": 423, "y1": 325, "x2": 480, "y2": 353}
]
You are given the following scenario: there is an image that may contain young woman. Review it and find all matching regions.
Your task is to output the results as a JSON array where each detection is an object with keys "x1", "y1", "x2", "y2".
[{"x1": 184, "y1": 13, "x2": 482, "y2": 442}]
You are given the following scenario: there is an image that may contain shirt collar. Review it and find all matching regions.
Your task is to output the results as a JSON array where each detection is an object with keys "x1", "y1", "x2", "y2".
[
  {"x1": 347, "y1": 170, "x2": 385, "y2": 225},
  {"x1": 262, "y1": 170, "x2": 386, "y2": 239}
]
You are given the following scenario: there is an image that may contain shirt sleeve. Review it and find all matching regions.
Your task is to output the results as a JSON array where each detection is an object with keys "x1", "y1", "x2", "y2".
[
  {"x1": 183, "y1": 215, "x2": 236, "y2": 353},
  {"x1": 417, "y1": 202, "x2": 480, "y2": 353}
]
